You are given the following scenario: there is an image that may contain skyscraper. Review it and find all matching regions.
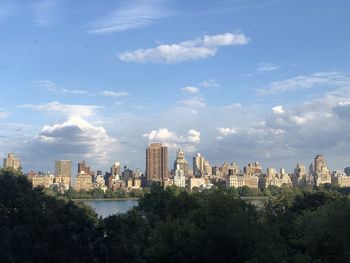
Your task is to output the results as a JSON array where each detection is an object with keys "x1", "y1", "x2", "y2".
[
  {"x1": 193, "y1": 153, "x2": 205, "y2": 177},
  {"x1": 78, "y1": 160, "x2": 91, "y2": 175},
  {"x1": 111, "y1": 162, "x2": 121, "y2": 176},
  {"x1": 55, "y1": 160, "x2": 72, "y2": 178},
  {"x1": 3, "y1": 153, "x2": 20, "y2": 170},
  {"x1": 173, "y1": 149, "x2": 188, "y2": 177},
  {"x1": 146, "y1": 143, "x2": 168, "y2": 185},
  {"x1": 313, "y1": 154, "x2": 331, "y2": 186}
]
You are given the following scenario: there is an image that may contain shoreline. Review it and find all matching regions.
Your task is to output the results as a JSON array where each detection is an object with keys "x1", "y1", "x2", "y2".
[{"x1": 72, "y1": 198, "x2": 139, "y2": 202}]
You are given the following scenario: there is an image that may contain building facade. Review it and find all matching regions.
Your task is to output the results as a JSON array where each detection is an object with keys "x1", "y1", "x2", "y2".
[
  {"x1": 3, "y1": 153, "x2": 20, "y2": 170},
  {"x1": 146, "y1": 143, "x2": 168, "y2": 185},
  {"x1": 55, "y1": 160, "x2": 72, "y2": 178}
]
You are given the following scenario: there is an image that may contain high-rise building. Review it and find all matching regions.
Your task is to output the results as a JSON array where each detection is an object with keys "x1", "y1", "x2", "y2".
[
  {"x1": 55, "y1": 160, "x2": 72, "y2": 178},
  {"x1": 146, "y1": 143, "x2": 168, "y2": 185},
  {"x1": 173, "y1": 149, "x2": 188, "y2": 177},
  {"x1": 78, "y1": 160, "x2": 91, "y2": 175},
  {"x1": 292, "y1": 163, "x2": 307, "y2": 187},
  {"x1": 313, "y1": 154, "x2": 331, "y2": 186},
  {"x1": 111, "y1": 162, "x2": 121, "y2": 176},
  {"x1": 75, "y1": 171, "x2": 92, "y2": 191},
  {"x1": 244, "y1": 162, "x2": 262, "y2": 175},
  {"x1": 173, "y1": 164, "x2": 186, "y2": 188},
  {"x1": 3, "y1": 153, "x2": 20, "y2": 170},
  {"x1": 193, "y1": 153, "x2": 205, "y2": 177}
]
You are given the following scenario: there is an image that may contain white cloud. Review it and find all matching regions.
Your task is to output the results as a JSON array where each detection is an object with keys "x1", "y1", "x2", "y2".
[
  {"x1": 257, "y1": 63, "x2": 280, "y2": 72},
  {"x1": 181, "y1": 86, "x2": 199, "y2": 94},
  {"x1": 0, "y1": 111, "x2": 10, "y2": 119},
  {"x1": 143, "y1": 128, "x2": 200, "y2": 152},
  {"x1": 34, "y1": 80, "x2": 88, "y2": 95},
  {"x1": 101, "y1": 90, "x2": 129, "y2": 97},
  {"x1": 88, "y1": 0, "x2": 166, "y2": 34},
  {"x1": 29, "y1": 117, "x2": 117, "y2": 164},
  {"x1": 217, "y1": 127, "x2": 237, "y2": 136},
  {"x1": 176, "y1": 96, "x2": 205, "y2": 114},
  {"x1": 143, "y1": 128, "x2": 178, "y2": 142},
  {"x1": 187, "y1": 129, "x2": 200, "y2": 143},
  {"x1": 118, "y1": 32, "x2": 249, "y2": 63},
  {"x1": 200, "y1": 79, "x2": 219, "y2": 88},
  {"x1": 19, "y1": 101, "x2": 100, "y2": 118},
  {"x1": 257, "y1": 72, "x2": 350, "y2": 95},
  {"x1": 272, "y1": 105, "x2": 284, "y2": 114}
]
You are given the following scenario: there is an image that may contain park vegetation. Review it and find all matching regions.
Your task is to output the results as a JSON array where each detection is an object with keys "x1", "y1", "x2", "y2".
[{"x1": 1, "y1": 168, "x2": 350, "y2": 262}]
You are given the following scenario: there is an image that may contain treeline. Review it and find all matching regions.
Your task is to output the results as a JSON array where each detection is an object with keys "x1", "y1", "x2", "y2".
[
  {"x1": 46, "y1": 187, "x2": 148, "y2": 199},
  {"x1": 1, "y1": 168, "x2": 350, "y2": 262}
]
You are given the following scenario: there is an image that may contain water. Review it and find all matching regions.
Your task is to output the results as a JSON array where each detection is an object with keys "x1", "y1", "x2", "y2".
[{"x1": 85, "y1": 199, "x2": 138, "y2": 218}]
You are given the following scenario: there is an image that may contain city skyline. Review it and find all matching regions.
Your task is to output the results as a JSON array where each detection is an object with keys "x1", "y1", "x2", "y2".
[
  {"x1": 2, "y1": 149, "x2": 350, "y2": 177},
  {"x1": 1, "y1": 1, "x2": 350, "y2": 171}
]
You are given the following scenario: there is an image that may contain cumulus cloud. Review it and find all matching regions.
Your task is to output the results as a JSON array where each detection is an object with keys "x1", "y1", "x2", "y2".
[
  {"x1": 272, "y1": 105, "x2": 284, "y2": 114},
  {"x1": 118, "y1": 32, "x2": 249, "y2": 63},
  {"x1": 19, "y1": 101, "x2": 100, "y2": 118},
  {"x1": 217, "y1": 127, "x2": 237, "y2": 137},
  {"x1": 181, "y1": 86, "x2": 199, "y2": 94},
  {"x1": 29, "y1": 117, "x2": 117, "y2": 165},
  {"x1": 143, "y1": 128, "x2": 200, "y2": 152},
  {"x1": 88, "y1": 0, "x2": 166, "y2": 34},
  {"x1": 101, "y1": 90, "x2": 129, "y2": 97},
  {"x1": 257, "y1": 72, "x2": 350, "y2": 95}
]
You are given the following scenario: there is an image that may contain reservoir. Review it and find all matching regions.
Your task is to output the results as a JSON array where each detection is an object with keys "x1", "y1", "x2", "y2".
[{"x1": 84, "y1": 199, "x2": 138, "y2": 218}]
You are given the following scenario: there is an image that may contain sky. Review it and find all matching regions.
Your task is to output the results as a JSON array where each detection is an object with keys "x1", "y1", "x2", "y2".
[{"x1": 1, "y1": 0, "x2": 350, "y2": 173}]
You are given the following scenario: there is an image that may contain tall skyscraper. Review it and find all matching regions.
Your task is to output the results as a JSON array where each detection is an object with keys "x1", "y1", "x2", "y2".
[
  {"x1": 111, "y1": 162, "x2": 121, "y2": 176},
  {"x1": 78, "y1": 160, "x2": 91, "y2": 175},
  {"x1": 55, "y1": 160, "x2": 72, "y2": 178},
  {"x1": 3, "y1": 153, "x2": 20, "y2": 170},
  {"x1": 146, "y1": 143, "x2": 168, "y2": 185},
  {"x1": 173, "y1": 149, "x2": 188, "y2": 177},
  {"x1": 313, "y1": 154, "x2": 331, "y2": 186},
  {"x1": 193, "y1": 153, "x2": 205, "y2": 177}
]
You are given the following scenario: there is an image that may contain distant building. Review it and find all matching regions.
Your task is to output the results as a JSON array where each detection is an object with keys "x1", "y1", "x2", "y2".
[
  {"x1": 344, "y1": 167, "x2": 350, "y2": 176},
  {"x1": 193, "y1": 153, "x2": 205, "y2": 177},
  {"x1": 313, "y1": 155, "x2": 331, "y2": 186},
  {"x1": 189, "y1": 177, "x2": 206, "y2": 190},
  {"x1": 244, "y1": 175, "x2": 259, "y2": 189},
  {"x1": 292, "y1": 163, "x2": 307, "y2": 187},
  {"x1": 244, "y1": 162, "x2": 262, "y2": 176},
  {"x1": 226, "y1": 174, "x2": 244, "y2": 188},
  {"x1": 146, "y1": 143, "x2": 168, "y2": 185},
  {"x1": 111, "y1": 162, "x2": 121, "y2": 176},
  {"x1": 55, "y1": 160, "x2": 72, "y2": 178},
  {"x1": 173, "y1": 149, "x2": 189, "y2": 177},
  {"x1": 3, "y1": 153, "x2": 20, "y2": 170},
  {"x1": 94, "y1": 175, "x2": 107, "y2": 192},
  {"x1": 75, "y1": 171, "x2": 92, "y2": 191},
  {"x1": 78, "y1": 160, "x2": 91, "y2": 176},
  {"x1": 332, "y1": 170, "x2": 350, "y2": 187},
  {"x1": 55, "y1": 175, "x2": 71, "y2": 190},
  {"x1": 32, "y1": 173, "x2": 54, "y2": 189},
  {"x1": 173, "y1": 165, "x2": 186, "y2": 188}
]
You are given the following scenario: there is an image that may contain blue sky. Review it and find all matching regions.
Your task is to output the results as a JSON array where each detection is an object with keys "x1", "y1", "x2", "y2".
[{"x1": 1, "y1": 0, "x2": 350, "y2": 173}]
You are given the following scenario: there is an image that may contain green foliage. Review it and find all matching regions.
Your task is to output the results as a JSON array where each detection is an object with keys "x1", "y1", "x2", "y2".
[
  {"x1": 0, "y1": 168, "x2": 102, "y2": 263},
  {"x1": 3, "y1": 168, "x2": 350, "y2": 262}
]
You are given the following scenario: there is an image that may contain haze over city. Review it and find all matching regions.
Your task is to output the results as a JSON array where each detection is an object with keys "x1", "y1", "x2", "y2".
[{"x1": 1, "y1": 0, "x2": 350, "y2": 172}]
